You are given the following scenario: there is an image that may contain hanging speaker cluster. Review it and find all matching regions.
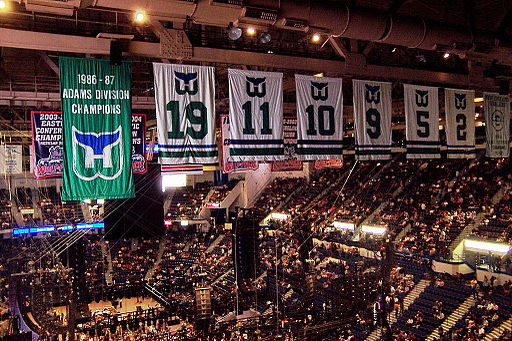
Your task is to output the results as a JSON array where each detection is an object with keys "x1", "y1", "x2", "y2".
[{"x1": 110, "y1": 40, "x2": 123, "y2": 65}]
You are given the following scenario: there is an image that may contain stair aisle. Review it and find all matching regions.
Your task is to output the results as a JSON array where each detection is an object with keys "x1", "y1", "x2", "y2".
[
  {"x1": 366, "y1": 279, "x2": 429, "y2": 341},
  {"x1": 206, "y1": 234, "x2": 225, "y2": 253},
  {"x1": 426, "y1": 294, "x2": 480, "y2": 341},
  {"x1": 144, "y1": 236, "x2": 168, "y2": 281},
  {"x1": 485, "y1": 316, "x2": 512, "y2": 341}
]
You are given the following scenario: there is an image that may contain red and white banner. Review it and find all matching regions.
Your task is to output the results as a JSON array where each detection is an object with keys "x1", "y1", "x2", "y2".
[{"x1": 221, "y1": 115, "x2": 259, "y2": 174}]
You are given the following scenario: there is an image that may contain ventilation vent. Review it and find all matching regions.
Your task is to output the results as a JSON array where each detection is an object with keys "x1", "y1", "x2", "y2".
[
  {"x1": 282, "y1": 18, "x2": 308, "y2": 29},
  {"x1": 211, "y1": 0, "x2": 243, "y2": 6},
  {"x1": 243, "y1": 6, "x2": 278, "y2": 21}
]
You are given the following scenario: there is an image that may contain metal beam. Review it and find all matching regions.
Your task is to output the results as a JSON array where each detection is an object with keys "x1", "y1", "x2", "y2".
[
  {"x1": 38, "y1": 52, "x2": 60, "y2": 77},
  {"x1": 191, "y1": 47, "x2": 493, "y2": 87},
  {"x1": 0, "y1": 91, "x2": 156, "y2": 110},
  {"x1": 0, "y1": 27, "x2": 496, "y2": 88},
  {"x1": 0, "y1": 90, "x2": 299, "y2": 114},
  {"x1": 328, "y1": 37, "x2": 349, "y2": 59},
  {"x1": 148, "y1": 19, "x2": 170, "y2": 63}
]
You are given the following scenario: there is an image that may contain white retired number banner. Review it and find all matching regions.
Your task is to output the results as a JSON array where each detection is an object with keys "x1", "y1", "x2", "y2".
[
  {"x1": 484, "y1": 93, "x2": 510, "y2": 158},
  {"x1": 353, "y1": 80, "x2": 392, "y2": 160},
  {"x1": 153, "y1": 63, "x2": 218, "y2": 166},
  {"x1": 445, "y1": 88, "x2": 476, "y2": 159},
  {"x1": 404, "y1": 85, "x2": 440, "y2": 159},
  {"x1": 228, "y1": 69, "x2": 284, "y2": 161},
  {"x1": 295, "y1": 75, "x2": 343, "y2": 160}
]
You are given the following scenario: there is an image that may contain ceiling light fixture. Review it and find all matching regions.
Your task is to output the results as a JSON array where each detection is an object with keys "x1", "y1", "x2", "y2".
[
  {"x1": 227, "y1": 24, "x2": 242, "y2": 41},
  {"x1": 259, "y1": 32, "x2": 272, "y2": 44},
  {"x1": 134, "y1": 11, "x2": 146, "y2": 23},
  {"x1": 0, "y1": 0, "x2": 8, "y2": 11},
  {"x1": 311, "y1": 33, "x2": 321, "y2": 43}
]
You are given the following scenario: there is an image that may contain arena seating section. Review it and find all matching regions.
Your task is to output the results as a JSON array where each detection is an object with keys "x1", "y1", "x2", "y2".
[
  {"x1": 2, "y1": 154, "x2": 512, "y2": 340},
  {"x1": 165, "y1": 181, "x2": 212, "y2": 220}
]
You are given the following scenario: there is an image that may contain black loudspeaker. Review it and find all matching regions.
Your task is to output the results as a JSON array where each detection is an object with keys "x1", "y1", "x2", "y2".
[
  {"x1": 233, "y1": 213, "x2": 259, "y2": 280},
  {"x1": 110, "y1": 40, "x2": 123, "y2": 65},
  {"x1": 499, "y1": 80, "x2": 510, "y2": 95},
  {"x1": 62, "y1": 239, "x2": 89, "y2": 303},
  {"x1": 304, "y1": 271, "x2": 315, "y2": 306}
]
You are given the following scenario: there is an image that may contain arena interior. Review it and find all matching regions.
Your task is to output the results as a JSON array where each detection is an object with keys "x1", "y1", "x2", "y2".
[{"x1": 0, "y1": 0, "x2": 511, "y2": 340}]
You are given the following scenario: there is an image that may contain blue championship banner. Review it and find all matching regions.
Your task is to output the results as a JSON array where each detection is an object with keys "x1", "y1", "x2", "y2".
[
  {"x1": 31, "y1": 111, "x2": 63, "y2": 179},
  {"x1": 32, "y1": 111, "x2": 146, "y2": 178},
  {"x1": 131, "y1": 114, "x2": 147, "y2": 174}
]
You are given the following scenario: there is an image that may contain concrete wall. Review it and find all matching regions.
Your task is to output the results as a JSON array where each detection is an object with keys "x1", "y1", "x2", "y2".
[
  {"x1": 243, "y1": 163, "x2": 272, "y2": 207},
  {"x1": 476, "y1": 267, "x2": 512, "y2": 286},
  {"x1": 432, "y1": 260, "x2": 474, "y2": 275}
]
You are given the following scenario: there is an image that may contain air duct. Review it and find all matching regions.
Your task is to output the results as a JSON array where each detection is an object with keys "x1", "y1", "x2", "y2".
[
  {"x1": 21, "y1": 0, "x2": 82, "y2": 16},
  {"x1": 89, "y1": 0, "x2": 498, "y2": 52}
]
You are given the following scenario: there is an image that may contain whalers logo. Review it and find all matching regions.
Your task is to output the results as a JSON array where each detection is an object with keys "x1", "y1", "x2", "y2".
[
  {"x1": 246, "y1": 77, "x2": 266, "y2": 98},
  {"x1": 174, "y1": 71, "x2": 198, "y2": 95},
  {"x1": 365, "y1": 84, "x2": 381, "y2": 104},
  {"x1": 72, "y1": 126, "x2": 124, "y2": 181},
  {"x1": 415, "y1": 90, "x2": 429, "y2": 107},
  {"x1": 491, "y1": 110, "x2": 505, "y2": 131},
  {"x1": 311, "y1": 82, "x2": 329, "y2": 101},
  {"x1": 454, "y1": 93, "x2": 467, "y2": 110}
]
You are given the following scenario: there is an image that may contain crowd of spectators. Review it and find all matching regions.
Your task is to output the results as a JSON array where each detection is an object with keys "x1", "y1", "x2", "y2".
[
  {"x1": 430, "y1": 276, "x2": 512, "y2": 341},
  {"x1": 396, "y1": 159, "x2": 511, "y2": 257},
  {"x1": 38, "y1": 186, "x2": 84, "y2": 226},
  {"x1": 334, "y1": 160, "x2": 418, "y2": 225},
  {"x1": 76, "y1": 319, "x2": 196, "y2": 341},
  {"x1": 84, "y1": 235, "x2": 107, "y2": 296},
  {"x1": 166, "y1": 182, "x2": 212, "y2": 220},
  {"x1": 109, "y1": 238, "x2": 159, "y2": 288},
  {"x1": 0, "y1": 188, "x2": 13, "y2": 229},
  {"x1": 207, "y1": 180, "x2": 240, "y2": 205},
  {"x1": 367, "y1": 160, "x2": 461, "y2": 238},
  {"x1": 3, "y1": 155, "x2": 512, "y2": 340},
  {"x1": 472, "y1": 184, "x2": 512, "y2": 243},
  {"x1": 252, "y1": 177, "x2": 305, "y2": 220}
]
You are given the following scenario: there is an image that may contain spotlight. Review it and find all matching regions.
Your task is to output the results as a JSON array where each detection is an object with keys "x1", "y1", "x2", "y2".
[
  {"x1": 246, "y1": 27, "x2": 256, "y2": 36},
  {"x1": 0, "y1": 0, "x2": 8, "y2": 11},
  {"x1": 443, "y1": 52, "x2": 450, "y2": 59},
  {"x1": 259, "y1": 32, "x2": 272, "y2": 44},
  {"x1": 314, "y1": 73, "x2": 324, "y2": 78},
  {"x1": 391, "y1": 47, "x2": 397, "y2": 53},
  {"x1": 311, "y1": 33, "x2": 321, "y2": 43},
  {"x1": 227, "y1": 24, "x2": 242, "y2": 40},
  {"x1": 134, "y1": 11, "x2": 146, "y2": 23}
]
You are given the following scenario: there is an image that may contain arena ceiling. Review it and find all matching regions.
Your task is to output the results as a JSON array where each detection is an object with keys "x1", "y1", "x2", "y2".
[{"x1": 0, "y1": 0, "x2": 511, "y2": 125}]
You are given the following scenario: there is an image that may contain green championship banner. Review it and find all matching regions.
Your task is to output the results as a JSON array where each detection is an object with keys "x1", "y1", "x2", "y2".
[{"x1": 59, "y1": 57, "x2": 134, "y2": 201}]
